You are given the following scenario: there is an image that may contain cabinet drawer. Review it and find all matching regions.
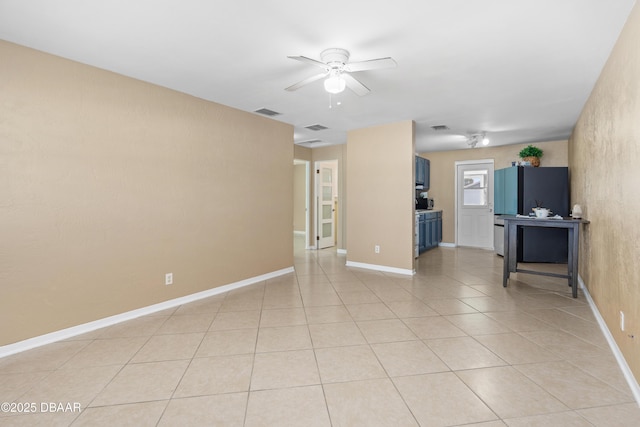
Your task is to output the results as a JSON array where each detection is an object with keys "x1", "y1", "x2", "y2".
[{"x1": 422, "y1": 211, "x2": 438, "y2": 220}]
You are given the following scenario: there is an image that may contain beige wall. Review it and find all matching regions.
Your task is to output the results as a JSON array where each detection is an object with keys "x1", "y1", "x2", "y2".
[
  {"x1": 347, "y1": 121, "x2": 415, "y2": 271},
  {"x1": 0, "y1": 41, "x2": 293, "y2": 346},
  {"x1": 293, "y1": 163, "x2": 306, "y2": 232},
  {"x1": 569, "y1": 3, "x2": 640, "y2": 381},
  {"x1": 294, "y1": 145, "x2": 312, "y2": 162},
  {"x1": 423, "y1": 140, "x2": 568, "y2": 243}
]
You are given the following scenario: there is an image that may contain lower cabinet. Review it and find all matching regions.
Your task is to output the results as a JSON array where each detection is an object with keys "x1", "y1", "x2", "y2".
[
  {"x1": 418, "y1": 218, "x2": 428, "y2": 253},
  {"x1": 418, "y1": 211, "x2": 442, "y2": 254}
]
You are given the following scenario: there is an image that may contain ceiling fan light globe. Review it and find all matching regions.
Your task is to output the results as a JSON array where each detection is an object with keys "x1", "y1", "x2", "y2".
[
  {"x1": 482, "y1": 137, "x2": 490, "y2": 145},
  {"x1": 324, "y1": 75, "x2": 346, "y2": 94}
]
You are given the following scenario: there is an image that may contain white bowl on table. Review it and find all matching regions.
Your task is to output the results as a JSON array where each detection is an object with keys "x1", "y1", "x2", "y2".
[{"x1": 533, "y1": 208, "x2": 551, "y2": 218}]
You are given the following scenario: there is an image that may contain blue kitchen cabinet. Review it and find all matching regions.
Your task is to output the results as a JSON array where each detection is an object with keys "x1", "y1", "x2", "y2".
[
  {"x1": 504, "y1": 166, "x2": 518, "y2": 214},
  {"x1": 429, "y1": 211, "x2": 442, "y2": 248},
  {"x1": 418, "y1": 214, "x2": 427, "y2": 253},
  {"x1": 494, "y1": 168, "x2": 505, "y2": 214},
  {"x1": 418, "y1": 211, "x2": 442, "y2": 253},
  {"x1": 415, "y1": 156, "x2": 430, "y2": 190},
  {"x1": 494, "y1": 166, "x2": 518, "y2": 215},
  {"x1": 428, "y1": 216, "x2": 437, "y2": 248},
  {"x1": 424, "y1": 158, "x2": 430, "y2": 191}
]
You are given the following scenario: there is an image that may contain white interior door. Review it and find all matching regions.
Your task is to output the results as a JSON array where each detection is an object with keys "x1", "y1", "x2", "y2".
[
  {"x1": 317, "y1": 163, "x2": 336, "y2": 249},
  {"x1": 456, "y1": 161, "x2": 494, "y2": 249}
]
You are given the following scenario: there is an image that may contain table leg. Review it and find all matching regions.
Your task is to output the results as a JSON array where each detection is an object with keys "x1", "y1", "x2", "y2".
[
  {"x1": 567, "y1": 227, "x2": 573, "y2": 289},
  {"x1": 570, "y1": 225, "x2": 579, "y2": 298},
  {"x1": 503, "y1": 222, "x2": 509, "y2": 287},
  {"x1": 508, "y1": 223, "x2": 518, "y2": 274}
]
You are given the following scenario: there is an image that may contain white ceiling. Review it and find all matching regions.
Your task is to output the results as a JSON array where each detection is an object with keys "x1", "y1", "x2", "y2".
[{"x1": 0, "y1": 0, "x2": 635, "y2": 152}]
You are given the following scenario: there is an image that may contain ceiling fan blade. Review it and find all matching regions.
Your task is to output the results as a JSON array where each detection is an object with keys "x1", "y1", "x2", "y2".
[
  {"x1": 285, "y1": 72, "x2": 328, "y2": 91},
  {"x1": 342, "y1": 73, "x2": 370, "y2": 96},
  {"x1": 344, "y1": 57, "x2": 397, "y2": 72},
  {"x1": 287, "y1": 55, "x2": 330, "y2": 71}
]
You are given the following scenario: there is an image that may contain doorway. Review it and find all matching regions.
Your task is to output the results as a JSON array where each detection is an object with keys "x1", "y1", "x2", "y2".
[
  {"x1": 293, "y1": 159, "x2": 310, "y2": 250},
  {"x1": 455, "y1": 160, "x2": 494, "y2": 249},
  {"x1": 315, "y1": 160, "x2": 338, "y2": 249}
]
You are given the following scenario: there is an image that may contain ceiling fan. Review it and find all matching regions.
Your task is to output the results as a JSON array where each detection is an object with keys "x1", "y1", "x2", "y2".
[{"x1": 285, "y1": 48, "x2": 396, "y2": 96}]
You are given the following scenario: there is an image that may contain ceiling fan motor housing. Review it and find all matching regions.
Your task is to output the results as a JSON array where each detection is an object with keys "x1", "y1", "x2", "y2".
[{"x1": 321, "y1": 48, "x2": 350, "y2": 69}]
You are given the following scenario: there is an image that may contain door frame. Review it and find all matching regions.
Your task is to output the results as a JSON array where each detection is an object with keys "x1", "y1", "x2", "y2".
[
  {"x1": 454, "y1": 159, "x2": 495, "y2": 248},
  {"x1": 304, "y1": 161, "x2": 311, "y2": 247},
  {"x1": 293, "y1": 159, "x2": 311, "y2": 248},
  {"x1": 314, "y1": 159, "x2": 338, "y2": 250}
]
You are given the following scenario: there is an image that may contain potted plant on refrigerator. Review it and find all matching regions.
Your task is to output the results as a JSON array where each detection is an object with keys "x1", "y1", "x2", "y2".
[{"x1": 518, "y1": 145, "x2": 543, "y2": 167}]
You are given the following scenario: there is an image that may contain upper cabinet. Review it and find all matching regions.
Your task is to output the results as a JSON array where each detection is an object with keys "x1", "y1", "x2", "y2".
[
  {"x1": 494, "y1": 166, "x2": 518, "y2": 215},
  {"x1": 424, "y1": 158, "x2": 430, "y2": 190},
  {"x1": 494, "y1": 168, "x2": 504, "y2": 214},
  {"x1": 415, "y1": 156, "x2": 424, "y2": 185},
  {"x1": 415, "y1": 156, "x2": 430, "y2": 190}
]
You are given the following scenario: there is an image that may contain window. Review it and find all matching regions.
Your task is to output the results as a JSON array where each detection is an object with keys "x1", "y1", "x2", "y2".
[{"x1": 462, "y1": 170, "x2": 488, "y2": 206}]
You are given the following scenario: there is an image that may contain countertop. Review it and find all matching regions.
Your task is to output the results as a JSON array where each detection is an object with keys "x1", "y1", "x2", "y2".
[
  {"x1": 500, "y1": 215, "x2": 589, "y2": 224},
  {"x1": 415, "y1": 209, "x2": 442, "y2": 215}
]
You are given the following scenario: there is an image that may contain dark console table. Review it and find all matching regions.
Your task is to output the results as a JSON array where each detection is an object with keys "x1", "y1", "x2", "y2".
[{"x1": 502, "y1": 216, "x2": 590, "y2": 298}]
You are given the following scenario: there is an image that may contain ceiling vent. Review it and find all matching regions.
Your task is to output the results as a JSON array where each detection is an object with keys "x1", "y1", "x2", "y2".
[
  {"x1": 254, "y1": 108, "x2": 281, "y2": 116},
  {"x1": 305, "y1": 124, "x2": 328, "y2": 131},
  {"x1": 296, "y1": 139, "x2": 322, "y2": 145},
  {"x1": 431, "y1": 125, "x2": 450, "y2": 131}
]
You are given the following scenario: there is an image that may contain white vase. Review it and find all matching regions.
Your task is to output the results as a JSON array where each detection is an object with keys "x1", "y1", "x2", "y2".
[{"x1": 572, "y1": 204, "x2": 582, "y2": 219}]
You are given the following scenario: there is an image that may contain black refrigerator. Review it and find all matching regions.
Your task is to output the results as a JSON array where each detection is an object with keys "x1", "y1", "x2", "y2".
[{"x1": 494, "y1": 166, "x2": 569, "y2": 263}]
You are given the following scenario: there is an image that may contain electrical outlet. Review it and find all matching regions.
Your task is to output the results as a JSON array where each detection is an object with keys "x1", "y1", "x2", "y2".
[
  {"x1": 620, "y1": 311, "x2": 625, "y2": 331},
  {"x1": 165, "y1": 273, "x2": 173, "y2": 286},
  {"x1": 374, "y1": 245, "x2": 380, "y2": 254}
]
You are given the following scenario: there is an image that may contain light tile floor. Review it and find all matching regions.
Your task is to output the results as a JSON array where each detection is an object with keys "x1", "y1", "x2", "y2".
[{"x1": 1, "y1": 237, "x2": 639, "y2": 426}]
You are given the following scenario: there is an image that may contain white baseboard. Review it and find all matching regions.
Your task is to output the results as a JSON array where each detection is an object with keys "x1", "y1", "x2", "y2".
[
  {"x1": 0, "y1": 267, "x2": 294, "y2": 359},
  {"x1": 293, "y1": 230, "x2": 305, "y2": 235},
  {"x1": 438, "y1": 242, "x2": 456, "y2": 248},
  {"x1": 336, "y1": 249, "x2": 347, "y2": 255},
  {"x1": 345, "y1": 261, "x2": 415, "y2": 276},
  {"x1": 579, "y1": 275, "x2": 640, "y2": 406}
]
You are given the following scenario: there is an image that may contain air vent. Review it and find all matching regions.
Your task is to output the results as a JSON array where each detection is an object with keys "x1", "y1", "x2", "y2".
[
  {"x1": 254, "y1": 108, "x2": 281, "y2": 116},
  {"x1": 296, "y1": 139, "x2": 322, "y2": 145},
  {"x1": 305, "y1": 124, "x2": 328, "y2": 131},
  {"x1": 431, "y1": 125, "x2": 450, "y2": 131}
]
